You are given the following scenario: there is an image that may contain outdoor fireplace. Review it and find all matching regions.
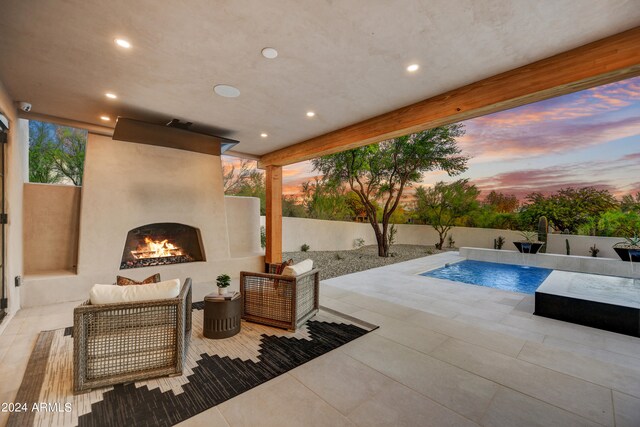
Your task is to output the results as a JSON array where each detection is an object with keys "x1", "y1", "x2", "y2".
[{"x1": 120, "y1": 223, "x2": 205, "y2": 269}]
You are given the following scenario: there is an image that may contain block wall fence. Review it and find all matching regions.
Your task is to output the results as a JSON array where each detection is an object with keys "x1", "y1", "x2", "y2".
[{"x1": 261, "y1": 216, "x2": 626, "y2": 259}]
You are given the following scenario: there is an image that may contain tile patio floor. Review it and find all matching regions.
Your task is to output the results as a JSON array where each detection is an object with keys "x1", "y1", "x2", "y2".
[{"x1": 1, "y1": 252, "x2": 639, "y2": 426}]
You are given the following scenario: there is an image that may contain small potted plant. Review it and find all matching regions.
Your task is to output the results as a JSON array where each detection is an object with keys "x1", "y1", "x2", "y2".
[
  {"x1": 216, "y1": 274, "x2": 231, "y2": 295},
  {"x1": 513, "y1": 230, "x2": 545, "y2": 254},
  {"x1": 613, "y1": 231, "x2": 640, "y2": 262}
]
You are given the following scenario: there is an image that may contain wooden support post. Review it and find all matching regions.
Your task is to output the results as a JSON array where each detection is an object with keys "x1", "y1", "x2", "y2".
[{"x1": 265, "y1": 165, "x2": 282, "y2": 265}]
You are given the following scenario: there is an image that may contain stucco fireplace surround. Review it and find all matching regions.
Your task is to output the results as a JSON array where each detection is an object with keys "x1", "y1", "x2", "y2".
[{"x1": 21, "y1": 132, "x2": 263, "y2": 307}]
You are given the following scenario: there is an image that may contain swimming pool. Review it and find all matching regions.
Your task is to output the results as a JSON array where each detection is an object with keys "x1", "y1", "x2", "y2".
[{"x1": 420, "y1": 260, "x2": 552, "y2": 294}]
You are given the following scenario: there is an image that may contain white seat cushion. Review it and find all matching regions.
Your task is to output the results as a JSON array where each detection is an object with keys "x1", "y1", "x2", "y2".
[
  {"x1": 90, "y1": 278, "x2": 181, "y2": 305},
  {"x1": 281, "y1": 259, "x2": 314, "y2": 277}
]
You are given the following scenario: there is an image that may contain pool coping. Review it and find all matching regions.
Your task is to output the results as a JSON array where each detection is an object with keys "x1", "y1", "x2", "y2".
[{"x1": 459, "y1": 247, "x2": 640, "y2": 279}]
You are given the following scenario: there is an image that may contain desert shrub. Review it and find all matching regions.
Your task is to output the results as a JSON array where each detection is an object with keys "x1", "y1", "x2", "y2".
[
  {"x1": 576, "y1": 210, "x2": 640, "y2": 237},
  {"x1": 447, "y1": 235, "x2": 455, "y2": 248},
  {"x1": 260, "y1": 226, "x2": 266, "y2": 249},
  {"x1": 389, "y1": 224, "x2": 397, "y2": 247}
]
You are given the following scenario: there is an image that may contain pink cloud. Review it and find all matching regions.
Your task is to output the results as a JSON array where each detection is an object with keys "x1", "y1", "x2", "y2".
[
  {"x1": 460, "y1": 115, "x2": 640, "y2": 162},
  {"x1": 469, "y1": 78, "x2": 640, "y2": 129},
  {"x1": 458, "y1": 77, "x2": 640, "y2": 161},
  {"x1": 470, "y1": 153, "x2": 640, "y2": 201}
]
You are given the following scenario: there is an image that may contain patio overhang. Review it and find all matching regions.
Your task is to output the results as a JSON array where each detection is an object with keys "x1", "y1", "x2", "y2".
[
  {"x1": 261, "y1": 26, "x2": 640, "y2": 263},
  {"x1": 258, "y1": 26, "x2": 640, "y2": 168}
]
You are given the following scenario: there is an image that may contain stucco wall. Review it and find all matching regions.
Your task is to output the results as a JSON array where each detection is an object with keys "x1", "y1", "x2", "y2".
[
  {"x1": 547, "y1": 234, "x2": 624, "y2": 259},
  {"x1": 224, "y1": 196, "x2": 262, "y2": 256},
  {"x1": 264, "y1": 216, "x2": 628, "y2": 259},
  {"x1": 23, "y1": 183, "x2": 81, "y2": 274},
  {"x1": 0, "y1": 80, "x2": 27, "y2": 314},
  {"x1": 263, "y1": 216, "x2": 524, "y2": 253},
  {"x1": 20, "y1": 134, "x2": 264, "y2": 307},
  {"x1": 275, "y1": 217, "x2": 376, "y2": 252},
  {"x1": 22, "y1": 189, "x2": 260, "y2": 273}
]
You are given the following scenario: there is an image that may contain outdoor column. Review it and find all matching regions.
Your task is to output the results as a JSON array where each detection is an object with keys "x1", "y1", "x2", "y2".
[{"x1": 265, "y1": 165, "x2": 282, "y2": 265}]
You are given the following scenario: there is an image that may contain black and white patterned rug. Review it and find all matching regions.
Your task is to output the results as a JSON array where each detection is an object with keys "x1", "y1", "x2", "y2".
[{"x1": 8, "y1": 304, "x2": 376, "y2": 427}]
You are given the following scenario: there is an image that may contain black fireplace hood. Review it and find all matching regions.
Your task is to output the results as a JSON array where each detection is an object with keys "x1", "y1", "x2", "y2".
[{"x1": 112, "y1": 117, "x2": 238, "y2": 155}]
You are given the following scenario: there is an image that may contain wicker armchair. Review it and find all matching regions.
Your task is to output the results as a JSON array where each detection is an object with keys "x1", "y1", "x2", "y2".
[
  {"x1": 241, "y1": 264, "x2": 319, "y2": 331},
  {"x1": 73, "y1": 278, "x2": 192, "y2": 393}
]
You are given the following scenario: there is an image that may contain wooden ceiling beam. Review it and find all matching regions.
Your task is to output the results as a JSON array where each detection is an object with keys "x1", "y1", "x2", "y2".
[{"x1": 258, "y1": 26, "x2": 640, "y2": 168}]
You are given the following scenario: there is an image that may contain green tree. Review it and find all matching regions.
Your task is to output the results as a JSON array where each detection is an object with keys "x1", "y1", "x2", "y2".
[
  {"x1": 223, "y1": 160, "x2": 310, "y2": 218},
  {"x1": 223, "y1": 159, "x2": 261, "y2": 194},
  {"x1": 470, "y1": 208, "x2": 520, "y2": 230},
  {"x1": 620, "y1": 192, "x2": 640, "y2": 213},
  {"x1": 576, "y1": 210, "x2": 640, "y2": 237},
  {"x1": 383, "y1": 205, "x2": 408, "y2": 224},
  {"x1": 345, "y1": 190, "x2": 376, "y2": 221},
  {"x1": 28, "y1": 121, "x2": 61, "y2": 183},
  {"x1": 28, "y1": 120, "x2": 87, "y2": 185},
  {"x1": 483, "y1": 191, "x2": 519, "y2": 213},
  {"x1": 282, "y1": 195, "x2": 307, "y2": 218},
  {"x1": 313, "y1": 125, "x2": 468, "y2": 257},
  {"x1": 230, "y1": 171, "x2": 266, "y2": 215},
  {"x1": 414, "y1": 179, "x2": 480, "y2": 249},
  {"x1": 519, "y1": 187, "x2": 618, "y2": 232},
  {"x1": 300, "y1": 178, "x2": 352, "y2": 220},
  {"x1": 52, "y1": 126, "x2": 86, "y2": 185}
]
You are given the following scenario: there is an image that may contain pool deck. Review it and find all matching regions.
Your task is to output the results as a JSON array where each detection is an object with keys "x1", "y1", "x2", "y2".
[
  {"x1": 2, "y1": 251, "x2": 640, "y2": 426},
  {"x1": 320, "y1": 251, "x2": 640, "y2": 426}
]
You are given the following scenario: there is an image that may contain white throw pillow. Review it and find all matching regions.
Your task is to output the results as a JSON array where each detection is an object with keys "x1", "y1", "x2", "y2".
[
  {"x1": 90, "y1": 278, "x2": 181, "y2": 305},
  {"x1": 282, "y1": 259, "x2": 314, "y2": 277}
]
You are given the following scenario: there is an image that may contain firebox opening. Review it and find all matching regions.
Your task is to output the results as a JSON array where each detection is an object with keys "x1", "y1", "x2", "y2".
[{"x1": 120, "y1": 223, "x2": 205, "y2": 270}]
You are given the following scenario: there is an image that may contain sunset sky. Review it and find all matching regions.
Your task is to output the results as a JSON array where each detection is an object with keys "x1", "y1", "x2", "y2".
[{"x1": 223, "y1": 76, "x2": 640, "y2": 202}]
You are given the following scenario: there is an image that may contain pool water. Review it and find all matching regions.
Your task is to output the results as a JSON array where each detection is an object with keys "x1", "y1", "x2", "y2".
[{"x1": 421, "y1": 260, "x2": 552, "y2": 294}]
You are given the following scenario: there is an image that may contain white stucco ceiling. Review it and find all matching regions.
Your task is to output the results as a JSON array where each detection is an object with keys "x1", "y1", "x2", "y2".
[{"x1": 1, "y1": 0, "x2": 639, "y2": 157}]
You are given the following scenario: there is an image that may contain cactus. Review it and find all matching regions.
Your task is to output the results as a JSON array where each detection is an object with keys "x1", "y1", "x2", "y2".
[
  {"x1": 494, "y1": 236, "x2": 505, "y2": 250},
  {"x1": 538, "y1": 216, "x2": 548, "y2": 253},
  {"x1": 565, "y1": 238, "x2": 570, "y2": 255}
]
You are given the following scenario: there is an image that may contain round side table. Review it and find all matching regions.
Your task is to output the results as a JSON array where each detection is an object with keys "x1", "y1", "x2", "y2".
[{"x1": 203, "y1": 293, "x2": 242, "y2": 339}]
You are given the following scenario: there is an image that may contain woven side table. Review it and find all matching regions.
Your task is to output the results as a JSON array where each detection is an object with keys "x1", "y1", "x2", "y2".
[{"x1": 203, "y1": 293, "x2": 242, "y2": 339}]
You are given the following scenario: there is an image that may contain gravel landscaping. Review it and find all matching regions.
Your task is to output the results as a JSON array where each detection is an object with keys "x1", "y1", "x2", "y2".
[{"x1": 283, "y1": 244, "x2": 443, "y2": 281}]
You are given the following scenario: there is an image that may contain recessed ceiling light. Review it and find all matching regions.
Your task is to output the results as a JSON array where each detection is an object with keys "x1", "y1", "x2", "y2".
[
  {"x1": 105, "y1": 93, "x2": 117, "y2": 99},
  {"x1": 213, "y1": 84, "x2": 240, "y2": 98},
  {"x1": 260, "y1": 132, "x2": 268, "y2": 138},
  {"x1": 100, "y1": 115, "x2": 110, "y2": 121},
  {"x1": 407, "y1": 64, "x2": 419, "y2": 72},
  {"x1": 261, "y1": 47, "x2": 278, "y2": 59},
  {"x1": 114, "y1": 38, "x2": 131, "y2": 48},
  {"x1": 306, "y1": 111, "x2": 315, "y2": 117}
]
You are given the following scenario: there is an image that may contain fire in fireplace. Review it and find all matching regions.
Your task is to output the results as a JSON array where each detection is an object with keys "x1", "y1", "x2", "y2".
[
  {"x1": 132, "y1": 237, "x2": 185, "y2": 259},
  {"x1": 120, "y1": 223, "x2": 205, "y2": 269}
]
